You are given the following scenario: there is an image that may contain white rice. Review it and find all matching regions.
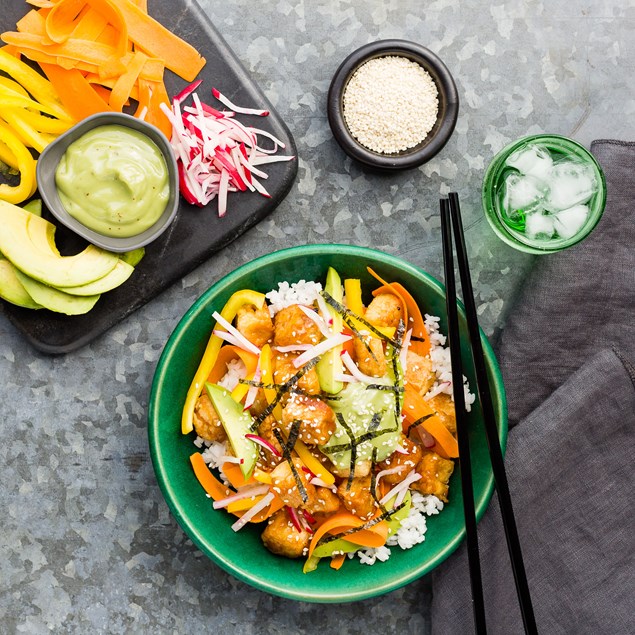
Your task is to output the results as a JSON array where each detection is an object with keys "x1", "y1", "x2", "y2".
[
  {"x1": 423, "y1": 313, "x2": 476, "y2": 412},
  {"x1": 353, "y1": 492, "x2": 444, "y2": 565},
  {"x1": 265, "y1": 280, "x2": 323, "y2": 316},
  {"x1": 217, "y1": 358, "x2": 246, "y2": 391}
]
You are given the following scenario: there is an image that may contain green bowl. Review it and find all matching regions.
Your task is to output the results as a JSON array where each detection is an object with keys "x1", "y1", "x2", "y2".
[{"x1": 148, "y1": 244, "x2": 507, "y2": 602}]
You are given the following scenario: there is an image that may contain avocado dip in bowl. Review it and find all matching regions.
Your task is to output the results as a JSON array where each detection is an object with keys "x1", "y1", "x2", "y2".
[
  {"x1": 37, "y1": 112, "x2": 179, "y2": 253},
  {"x1": 148, "y1": 244, "x2": 507, "y2": 602}
]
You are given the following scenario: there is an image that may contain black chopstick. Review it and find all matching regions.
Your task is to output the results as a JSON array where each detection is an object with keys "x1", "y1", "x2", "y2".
[
  {"x1": 440, "y1": 198, "x2": 487, "y2": 634},
  {"x1": 447, "y1": 192, "x2": 538, "y2": 634}
]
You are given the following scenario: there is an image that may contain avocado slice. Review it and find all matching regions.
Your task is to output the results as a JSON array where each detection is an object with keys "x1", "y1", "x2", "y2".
[
  {"x1": 14, "y1": 269, "x2": 100, "y2": 315},
  {"x1": 120, "y1": 247, "x2": 145, "y2": 267},
  {"x1": 0, "y1": 258, "x2": 42, "y2": 309},
  {"x1": 205, "y1": 383, "x2": 259, "y2": 478},
  {"x1": 22, "y1": 198, "x2": 42, "y2": 217},
  {"x1": 0, "y1": 200, "x2": 119, "y2": 288},
  {"x1": 58, "y1": 259, "x2": 135, "y2": 296},
  {"x1": 316, "y1": 266, "x2": 345, "y2": 394}
]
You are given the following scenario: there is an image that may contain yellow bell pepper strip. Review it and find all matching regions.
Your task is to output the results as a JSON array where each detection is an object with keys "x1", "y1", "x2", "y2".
[
  {"x1": 0, "y1": 76, "x2": 31, "y2": 98},
  {"x1": 402, "y1": 384, "x2": 459, "y2": 458},
  {"x1": 0, "y1": 88, "x2": 75, "y2": 120},
  {"x1": 258, "y1": 343, "x2": 277, "y2": 404},
  {"x1": 0, "y1": 109, "x2": 52, "y2": 154},
  {"x1": 182, "y1": 289, "x2": 267, "y2": 434},
  {"x1": 293, "y1": 438, "x2": 335, "y2": 486},
  {"x1": 343, "y1": 278, "x2": 366, "y2": 330},
  {"x1": 0, "y1": 47, "x2": 72, "y2": 122},
  {"x1": 0, "y1": 120, "x2": 37, "y2": 204},
  {"x1": 0, "y1": 140, "x2": 18, "y2": 171}
]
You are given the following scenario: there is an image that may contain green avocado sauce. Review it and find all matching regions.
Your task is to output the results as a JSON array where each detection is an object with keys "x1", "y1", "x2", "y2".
[
  {"x1": 55, "y1": 125, "x2": 169, "y2": 238},
  {"x1": 320, "y1": 379, "x2": 402, "y2": 470}
]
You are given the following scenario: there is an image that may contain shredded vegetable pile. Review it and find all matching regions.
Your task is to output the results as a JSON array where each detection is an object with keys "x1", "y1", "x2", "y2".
[
  {"x1": 182, "y1": 267, "x2": 464, "y2": 572},
  {"x1": 1, "y1": 0, "x2": 206, "y2": 138},
  {"x1": 162, "y1": 81, "x2": 295, "y2": 215}
]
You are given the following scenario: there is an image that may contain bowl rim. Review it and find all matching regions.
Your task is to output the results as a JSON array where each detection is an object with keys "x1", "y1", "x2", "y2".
[
  {"x1": 482, "y1": 133, "x2": 607, "y2": 254},
  {"x1": 148, "y1": 244, "x2": 508, "y2": 602},
  {"x1": 327, "y1": 39, "x2": 459, "y2": 171},
  {"x1": 36, "y1": 111, "x2": 179, "y2": 253}
]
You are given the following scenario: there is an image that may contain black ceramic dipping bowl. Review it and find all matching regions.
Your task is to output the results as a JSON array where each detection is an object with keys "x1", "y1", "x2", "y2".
[{"x1": 327, "y1": 40, "x2": 459, "y2": 171}]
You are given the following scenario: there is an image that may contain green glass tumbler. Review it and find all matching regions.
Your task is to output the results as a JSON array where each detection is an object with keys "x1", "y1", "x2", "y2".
[{"x1": 482, "y1": 134, "x2": 606, "y2": 254}]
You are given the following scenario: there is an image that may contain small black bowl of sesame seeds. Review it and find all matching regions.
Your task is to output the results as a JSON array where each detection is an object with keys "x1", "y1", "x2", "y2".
[{"x1": 327, "y1": 40, "x2": 459, "y2": 171}]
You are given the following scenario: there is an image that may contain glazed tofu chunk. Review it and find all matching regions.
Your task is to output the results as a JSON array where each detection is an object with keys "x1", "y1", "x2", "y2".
[
  {"x1": 235, "y1": 303, "x2": 274, "y2": 348},
  {"x1": 427, "y1": 393, "x2": 457, "y2": 436},
  {"x1": 404, "y1": 350, "x2": 436, "y2": 396},
  {"x1": 304, "y1": 487, "x2": 341, "y2": 515},
  {"x1": 364, "y1": 293, "x2": 404, "y2": 328},
  {"x1": 273, "y1": 304, "x2": 322, "y2": 346},
  {"x1": 376, "y1": 436, "x2": 423, "y2": 485},
  {"x1": 412, "y1": 450, "x2": 455, "y2": 502},
  {"x1": 192, "y1": 393, "x2": 227, "y2": 443},
  {"x1": 353, "y1": 333, "x2": 386, "y2": 377},
  {"x1": 273, "y1": 350, "x2": 321, "y2": 395},
  {"x1": 261, "y1": 509, "x2": 311, "y2": 559},
  {"x1": 281, "y1": 394, "x2": 336, "y2": 446},
  {"x1": 270, "y1": 457, "x2": 316, "y2": 509},
  {"x1": 337, "y1": 475, "x2": 376, "y2": 519}
]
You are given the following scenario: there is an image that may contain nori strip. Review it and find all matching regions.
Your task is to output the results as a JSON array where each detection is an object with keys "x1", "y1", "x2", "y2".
[
  {"x1": 405, "y1": 413, "x2": 434, "y2": 437},
  {"x1": 273, "y1": 420, "x2": 308, "y2": 504},
  {"x1": 321, "y1": 290, "x2": 402, "y2": 349},
  {"x1": 336, "y1": 413, "x2": 358, "y2": 491},
  {"x1": 250, "y1": 356, "x2": 321, "y2": 430}
]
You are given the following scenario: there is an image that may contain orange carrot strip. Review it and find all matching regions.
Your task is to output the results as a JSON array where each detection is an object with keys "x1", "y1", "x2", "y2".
[
  {"x1": 17, "y1": 10, "x2": 48, "y2": 36},
  {"x1": 142, "y1": 78, "x2": 171, "y2": 138},
  {"x1": 222, "y1": 461, "x2": 257, "y2": 489},
  {"x1": 108, "y1": 49, "x2": 146, "y2": 110},
  {"x1": 372, "y1": 281, "x2": 431, "y2": 356},
  {"x1": 367, "y1": 266, "x2": 409, "y2": 331},
  {"x1": 44, "y1": 0, "x2": 85, "y2": 43},
  {"x1": 330, "y1": 553, "x2": 346, "y2": 570},
  {"x1": 402, "y1": 385, "x2": 459, "y2": 458},
  {"x1": 190, "y1": 452, "x2": 232, "y2": 501},
  {"x1": 111, "y1": 0, "x2": 205, "y2": 81},
  {"x1": 26, "y1": 0, "x2": 56, "y2": 7},
  {"x1": 40, "y1": 62, "x2": 112, "y2": 120},
  {"x1": 71, "y1": 7, "x2": 108, "y2": 41},
  {"x1": 2, "y1": 32, "x2": 126, "y2": 75},
  {"x1": 308, "y1": 511, "x2": 389, "y2": 558}
]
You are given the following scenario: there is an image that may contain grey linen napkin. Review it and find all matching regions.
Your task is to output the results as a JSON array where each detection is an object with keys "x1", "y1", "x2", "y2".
[{"x1": 430, "y1": 140, "x2": 635, "y2": 634}]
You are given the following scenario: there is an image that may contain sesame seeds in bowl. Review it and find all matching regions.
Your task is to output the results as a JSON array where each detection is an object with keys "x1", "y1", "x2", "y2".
[{"x1": 327, "y1": 40, "x2": 459, "y2": 171}]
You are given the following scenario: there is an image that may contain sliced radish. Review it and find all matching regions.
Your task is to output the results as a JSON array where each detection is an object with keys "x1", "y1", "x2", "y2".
[
  {"x1": 166, "y1": 82, "x2": 293, "y2": 215},
  {"x1": 292, "y1": 333, "x2": 352, "y2": 368},
  {"x1": 212, "y1": 311, "x2": 261, "y2": 355},
  {"x1": 213, "y1": 484, "x2": 270, "y2": 509},
  {"x1": 231, "y1": 492, "x2": 275, "y2": 531}
]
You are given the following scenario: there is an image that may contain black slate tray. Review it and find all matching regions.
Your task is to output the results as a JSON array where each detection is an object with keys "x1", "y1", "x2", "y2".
[{"x1": 1, "y1": 0, "x2": 298, "y2": 354}]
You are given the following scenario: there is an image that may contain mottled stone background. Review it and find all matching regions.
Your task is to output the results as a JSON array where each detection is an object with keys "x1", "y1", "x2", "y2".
[{"x1": 1, "y1": 1, "x2": 634, "y2": 633}]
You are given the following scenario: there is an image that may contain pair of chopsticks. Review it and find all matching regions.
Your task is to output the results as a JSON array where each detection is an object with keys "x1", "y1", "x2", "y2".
[{"x1": 440, "y1": 193, "x2": 537, "y2": 634}]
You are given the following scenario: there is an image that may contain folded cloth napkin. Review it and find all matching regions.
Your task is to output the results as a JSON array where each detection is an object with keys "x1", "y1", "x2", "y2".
[{"x1": 430, "y1": 140, "x2": 635, "y2": 634}]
